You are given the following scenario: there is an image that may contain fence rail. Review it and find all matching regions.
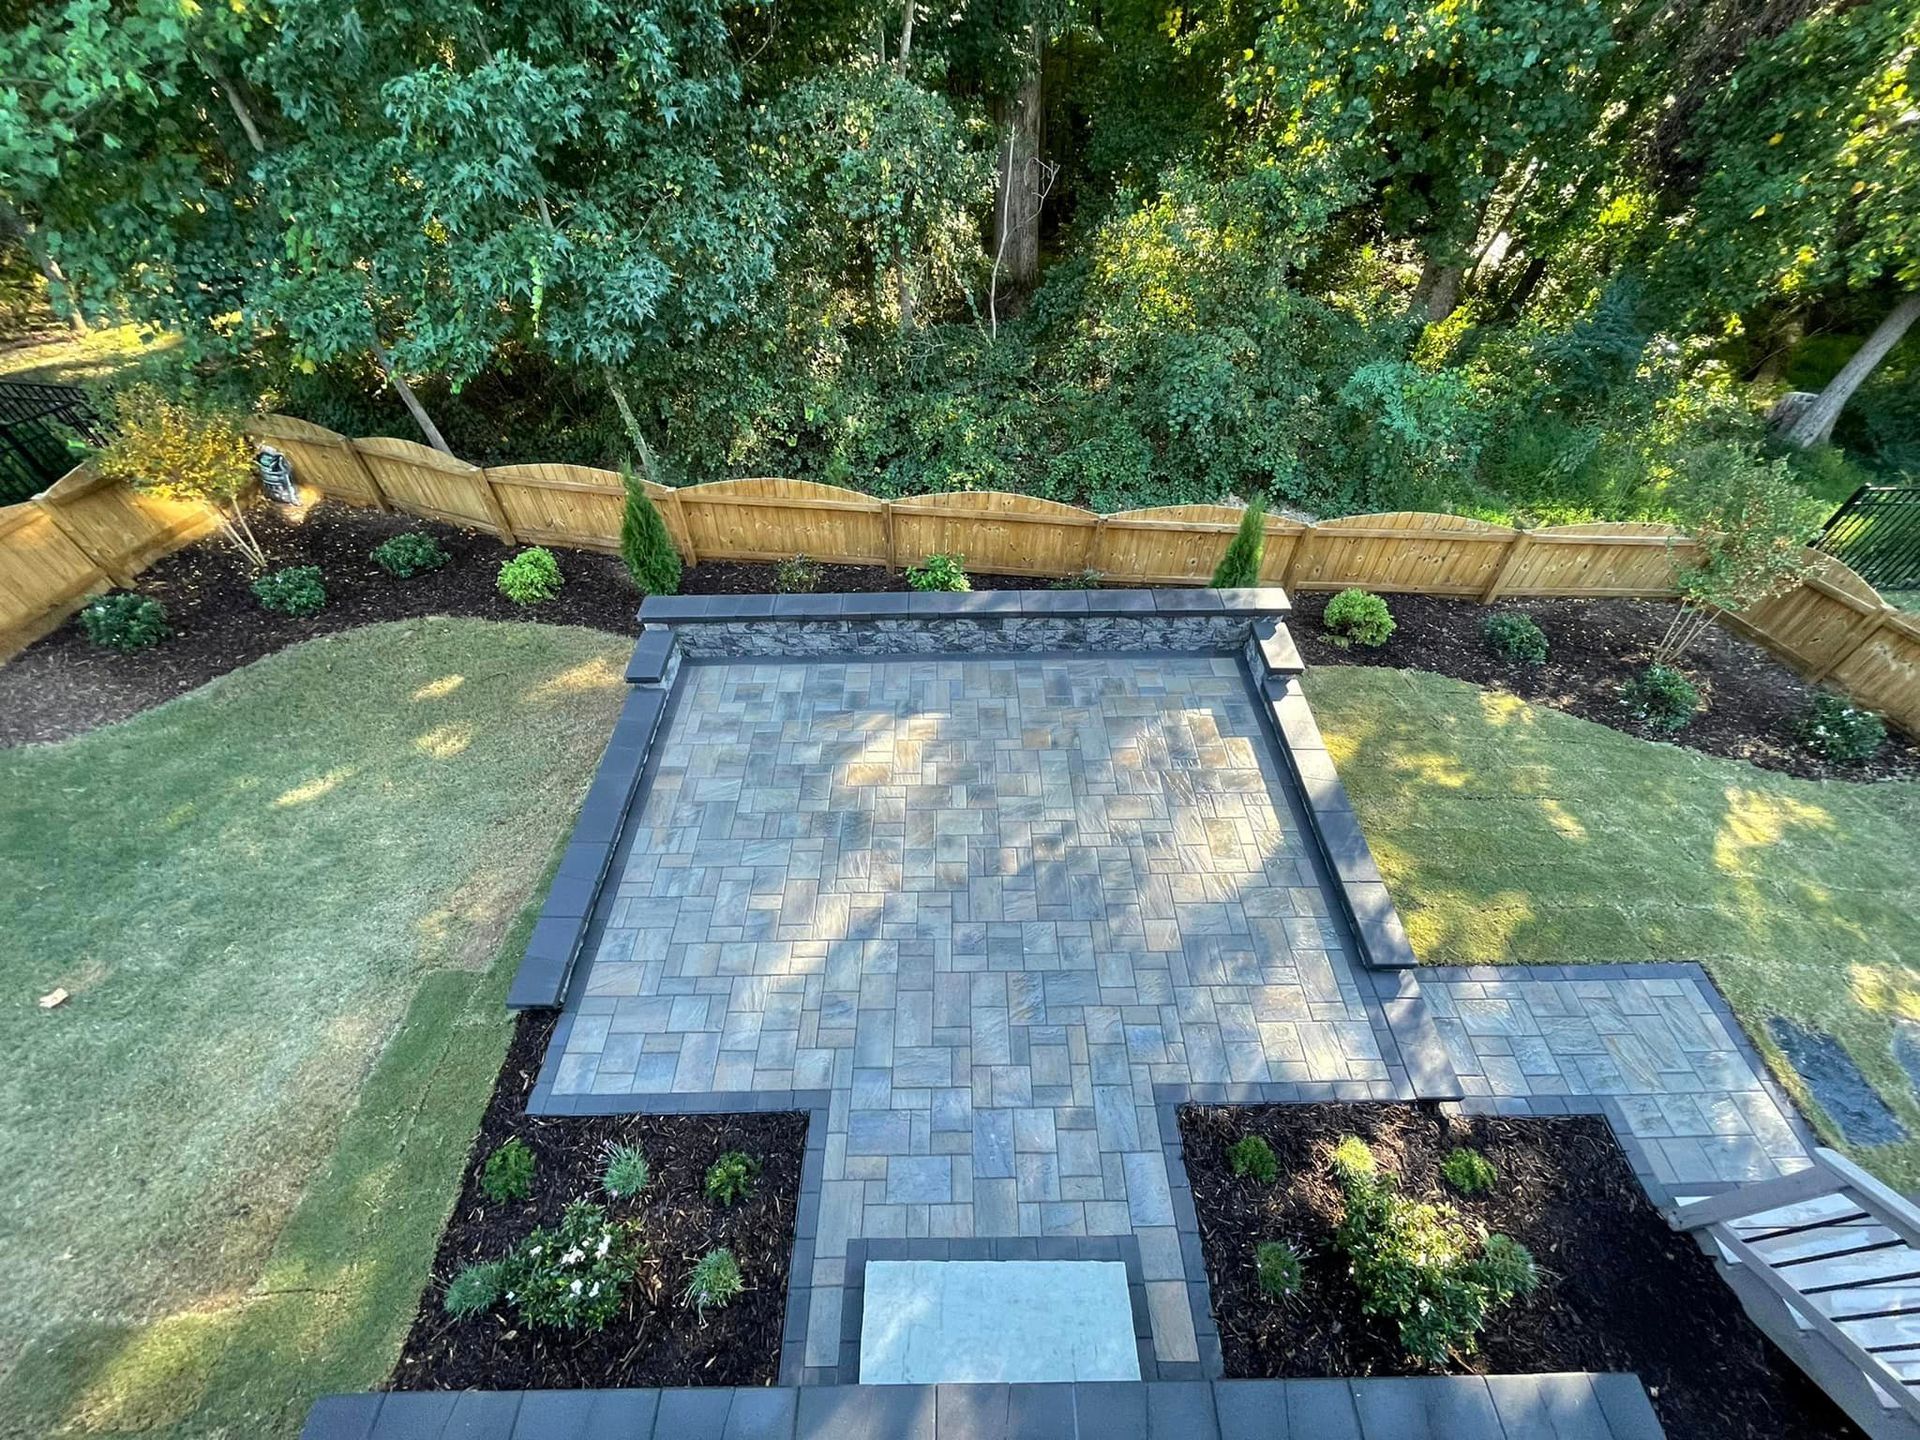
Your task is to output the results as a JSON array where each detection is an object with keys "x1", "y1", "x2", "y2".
[
  {"x1": 0, "y1": 413, "x2": 1915, "y2": 735},
  {"x1": 1820, "y1": 486, "x2": 1920, "y2": 592}
]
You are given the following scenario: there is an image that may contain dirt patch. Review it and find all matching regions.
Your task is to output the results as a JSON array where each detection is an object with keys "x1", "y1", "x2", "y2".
[
  {"x1": 1290, "y1": 589, "x2": 1920, "y2": 782},
  {"x1": 392, "y1": 1012, "x2": 805, "y2": 1390},
  {"x1": 1180, "y1": 1101, "x2": 1858, "y2": 1440}
]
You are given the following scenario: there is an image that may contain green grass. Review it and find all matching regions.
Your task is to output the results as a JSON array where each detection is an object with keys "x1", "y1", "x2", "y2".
[
  {"x1": 1303, "y1": 666, "x2": 1920, "y2": 1188},
  {"x1": 0, "y1": 619, "x2": 627, "y2": 1438},
  {"x1": 0, "y1": 323, "x2": 183, "y2": 390}
]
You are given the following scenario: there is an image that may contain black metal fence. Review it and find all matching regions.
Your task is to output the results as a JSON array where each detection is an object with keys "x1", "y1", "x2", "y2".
[
  {"x1": 0, "y1": 381, "x2": 106, "y2": 506},
  {"x1": 1817, "y1": 485, "x2": 1920, "y2": 591}
]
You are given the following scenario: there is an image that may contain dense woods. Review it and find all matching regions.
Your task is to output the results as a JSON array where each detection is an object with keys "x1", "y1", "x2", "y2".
[{"x1": 3, "y1": 0, "x2": 1915, "y2": 523}]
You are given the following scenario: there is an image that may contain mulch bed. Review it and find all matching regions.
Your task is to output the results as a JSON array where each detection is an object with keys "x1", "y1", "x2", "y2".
[
  {"x1": 1289, "y1": 589, "x2": 1920, "y2": 782},
  {"x1": 3, "y1": 497, "x2": 1909, "y2": 783},
  {"x1": 392, "y1": 1012, "x2": 806, "y2": 1390},
  {"x1": 1181, "y1": 1101, "x2": 1860, "y2": 1440}
]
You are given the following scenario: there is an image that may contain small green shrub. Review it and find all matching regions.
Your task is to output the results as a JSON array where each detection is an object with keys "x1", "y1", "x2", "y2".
[
  {"x1": 1052, "y1": 568, "x2": 1105, "y2": 590},
  {"x1": 906, "y1": 552, "x2": 971, "y2": 592},
  {"x1": 444, "y1": 1260, "x2": 505, "y2": 1318},
  {"x1": 602, "y1": 1143, "x2": 650, "y2": 1200},
  {"x1": 1211, "y1": 498, "x2": 1267, "y2": 588},
  {"x1": 371, "y1": 531, "x2": 448, "y2": 578},
  {"x1": 1228, "y1": 1135, "x2": 1279, "y2": 1184},
  {"x1": 1476, "y1": 1233, "x2": 1541, "y2": 1299},
  {"x1": 619, "y1": 469, "x2": 682, "y2": 595},
  {"x1": 498, "y1": 1200, "x2": 643, "y2": 1332},
  {"x1": 481, "y1": 1136, "x2": 536, "y2": 1203},
  {"x1": 1441, "y1": 1147, "x2": 1497, "y2": 1196},
  {"x1": 497, "y1": 547, "x2": 563, "y2": 605},
  {"x1": 1620, "y1": 664, "x2": 1699, "y2": 732},
  {"x1": 684, "y1": 1247, "x2": 744, "y2": 1317},
  {"x1": 1255, "y1": 1240, "x2": 1302, "y2": 1300},
  {"x1": 1481, "y1": 613, "x2": 1547, "y2": 664},
  {"x1": 1323, "y1": 588, "x2": 1395, "y2": 649},
  {"x1": 80, "y1": 592, "x2": 169, "y2": 652},
  {"x1": 1795, "y1": 693, "x2": 1887, "y2": 764},
  {"x1": 251, "y1": 565, "x2": 327, "y2": 616},
  {"x1": 705, "y1": 1150, "x2": 758, "y2": 1207},
  {"x1": 1328, "y1": 1134, "x2": 1534, "y2": 1366},
  {"x1": 776, "y1": 553, "x2": 823, "y2": 593}
]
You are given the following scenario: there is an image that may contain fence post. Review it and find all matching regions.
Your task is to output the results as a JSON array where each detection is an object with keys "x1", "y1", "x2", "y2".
[
  {"x1": 883, "y1": 500, "x2": 899, "y2": 572},
  {"x1": 1087, "y1": 515, "x2": 1107, "y2": 576},
  {"x1": 33, "y1": 494, "x2": 135, "y2": 587},
  {"x1": 1810, "y1": 604, "x2": 1889, "y2": 683},
  {"x1": 659, "y1": 488, "x2": 699, "y2": 567},
  {"x1": 470, "y1": 468, "x2": 518, "y2": 546},
  {"x1": 341, "y1": 442, "x2": 390, "y2": 511},
  {"x1": 1480, "y1": 531, "x2": 1532, "y2": 603},
  {"x1": 1281, "y1": 524, "x2": 1312, "y2": 590}
]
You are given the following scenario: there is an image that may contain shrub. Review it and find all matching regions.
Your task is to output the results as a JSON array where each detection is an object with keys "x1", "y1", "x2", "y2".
[
  {"x1": 481, "y1": 1137, "x2": 536, "y2": 1202},
  {"x1": 1621, "y1": 664, "x2": 1699, "y2": 732},
  {"x1": 1323, "y1": 588, "x2": 1395, "y2": 649},
  {"x1": 776, "y1": 553, "x2": 823, "y2": 593},
  {"x1": 1228, "y1": 1135, "x2": 1279, "y2": 1184},
  {"x1": 684, "y1": 1247, "x2": 744, "y2": 1318},
  {"x1": 80, "y1": 592, "x2": 169, "y2": 652},
  {"x1": 705, "y1": 1150, "x2": 758, "y2": 1207},
  {"x1": 906, "y1": 552, "x2": 971, "y2": 592},
  {"x1": 251, "y1": 565, "x2": 327, "y2": 616},
  {"x1": 96, "y1": 383, "x2": 266, "y2": 566},
  {"x1": 371, "y1": 531, "x2": 448, "y2": 578},
  {"x1": 619, "y1": 469, "x2": 682, "y2": 595},
  {"x1": 1328, "y1": 1135, "x2": 1534, "y2": 1366},
  {"x1": 1211, "y1": 498, "x2": 1266, "y2": 588},
  {"x1": 444, "y1": 1260, "x2": 505, "y2": 1318},
  {"x1": 498, "y1": 1201, "x2": 643, "y2": 1332},
  {"x1": 603, "y1": 1143, "x2": 650, "y2": 1200},
  {"x1": 1052, "y1": 568, "x2": 1105, "y2": 590},
  {"x1": 1795, "y1": 693, "x2": 1887, "y2": 764},
  {"x1": 497, "y1": 547, "x2": 563, "y2": 605},
  {"x1": 1441, "y1": 1147, "x2": 1497, "y2": 1196},
  {"x1": 1255, "y1": 1240, "x2": 1302, "y2": 1300},
  {"x1": 1481, "y1": 613, "x2": 1547, "y2": 664}
]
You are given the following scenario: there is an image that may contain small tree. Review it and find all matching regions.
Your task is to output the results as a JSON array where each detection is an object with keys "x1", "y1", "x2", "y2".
[
  {"x1": 1211, "y1": 498, "x2": 1267, "y2": 588},
  {"x1": 1653, "y1": 443, "x2": 1823, "y2": 666},
  {"x1": 619, "y1": 467, "x2": 683, "y2": 596},
  {"x1": 96, "y1": 385, "x2": 266, "y2": 568}
]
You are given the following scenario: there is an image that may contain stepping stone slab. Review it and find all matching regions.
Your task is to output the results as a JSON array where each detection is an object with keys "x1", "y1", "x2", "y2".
[
  {"x1": 1767, "y1": 1017, "x2": 1907, "y2": 1146},
  {"x1": 859, "y1": 1261, "x2": 1140, "y2": 1385}
]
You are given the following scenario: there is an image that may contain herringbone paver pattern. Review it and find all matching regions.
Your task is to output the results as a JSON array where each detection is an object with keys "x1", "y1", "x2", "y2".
[{"x1": 548, "y1": 657, "x2": 1388, "y2": 1367}]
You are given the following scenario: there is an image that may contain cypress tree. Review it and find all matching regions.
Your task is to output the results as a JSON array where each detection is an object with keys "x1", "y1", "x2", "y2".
[
  {"x1": 620, "y1": 465, "x2": 683, "y2": 595},
  {"x1": 1210, "y1": 497, "x2": 1267, "y2": 588}
]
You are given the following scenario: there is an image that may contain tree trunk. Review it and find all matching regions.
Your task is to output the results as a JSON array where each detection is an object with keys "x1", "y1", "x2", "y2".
[
  {"x1": 991, "y1": 31, "x2": 1044, "y2": 300},
  {"x1": 369, "y1": 330, "x2": 454, "y2": 454},
  {"x1": 1751, "y1": 310, "x2": 1805, "y2": 385},
  {"x1": 1493, "y1": 253, "x2": 1549, "y2": 323},
  {"x1": 1407, "y1": 256, "x2": 1465, "y2": 323},
  {"x1": 0, "y1": 196, "x2": 86, "y2": 333},
  {"x1": 896, "y1": 0, "x2": 915, "y2": 73},
  {"x1": 194, "y1": 47, "x2": 267, "y2": 157},
  {"x1": 1782, "y1": 292, "x2": 1920, "y2": 448}
]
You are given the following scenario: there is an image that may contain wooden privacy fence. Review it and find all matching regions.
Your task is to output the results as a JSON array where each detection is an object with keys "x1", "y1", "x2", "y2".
[{"x1": 1, "y1": 411, "x2": 1915, "y2": 734}]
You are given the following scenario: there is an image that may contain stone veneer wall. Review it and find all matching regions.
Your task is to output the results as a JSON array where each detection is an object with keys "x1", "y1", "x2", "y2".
[{"x1": 668, "y1": 613, "x2": 1256, "y2": 658}]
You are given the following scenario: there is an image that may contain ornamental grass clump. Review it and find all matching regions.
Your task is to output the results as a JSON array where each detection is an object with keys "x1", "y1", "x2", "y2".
[
  {"x1": 499, "y1": 1201, "x2": 643, "y2": 1332},
  {"x1": 1329, "y1": 1135, "x2": 1537, "y2": 1367},
  {"x1": 443, "y1": 1259, "x2": 506, "y2": 1318},
  {"x1": 684, "y1": 1247, "x2": 744, "y2": 1319},
  {"x1": 602, "y1": 1143, "x2": 650, "y2": 1200},
  {"x1": 1255, "y1": 1240, "x2": 1303, "y2": 1300}
]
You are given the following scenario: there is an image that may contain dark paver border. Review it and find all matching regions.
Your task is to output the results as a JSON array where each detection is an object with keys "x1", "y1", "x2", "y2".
[
  {"x1": 304, "y1": 1372, "x2": 1665, "y2": 1440},
  {"x1": 832, "y1": 1235, "x2": 1157, "y2": 1386}
]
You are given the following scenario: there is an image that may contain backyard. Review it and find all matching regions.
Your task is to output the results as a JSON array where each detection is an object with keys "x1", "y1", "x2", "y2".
[
  {"x1": 0, "y1": 619, "x2": 625, "y2": 1438},
  {"x1": 1306, "y1": 664, "x2": 1920, "y2": 1186}
]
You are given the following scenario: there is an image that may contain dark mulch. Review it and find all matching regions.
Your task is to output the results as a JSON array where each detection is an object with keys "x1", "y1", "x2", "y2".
[
  {"x1": 1181, "y1": 1101, "x2": 1860, "y2": 1440},
  {"x1": 1289, "y1": 589, "x2": 1920, "y2": 782},
  {"x1": 392, "y1": 1012, "x2": 806, "y2": 1390},
  {"x1": 0, "y1": 503, "x2": 1054, "y2": 746}
]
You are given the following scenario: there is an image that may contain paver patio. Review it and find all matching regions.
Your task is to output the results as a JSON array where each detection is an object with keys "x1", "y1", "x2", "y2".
[{"x1": 537, "y1": 655, "x2": 1410, "y2": 1370}]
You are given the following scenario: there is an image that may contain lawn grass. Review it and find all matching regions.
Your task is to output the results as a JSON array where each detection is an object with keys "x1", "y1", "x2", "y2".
[
  {"x1": 0, "y1": 322, "x2": 183, "y2": 389},
  {"x1": 1303, "y1": 665, "x2": 1920, "y2": 1188},
  {"x1": 0, "y1": 618, "x2": 627, "y2": 1438}
]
